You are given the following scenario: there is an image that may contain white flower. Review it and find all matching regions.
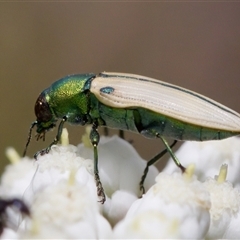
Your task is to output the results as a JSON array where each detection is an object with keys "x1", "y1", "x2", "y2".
[
  {"x1": 77, "y1": 135, "x2": 158, "y2": 225},
  {"x1": 204, "y1": 164, "x2": 240, "y2": 239},
  {"x1": 0, "y1": 228, "x2": 19, "y2": 240},
  {"x1": 78, "y1": 135, "x2": 158, "y2": 196},
  {"x1": 164, "y1": 137, "x2": 240, "y2": 185},
  {"x1": 21, "y1": 178, "x2": 113, "y2": 239},
  {"x1": 3, "y1": 127, "x2": 240, "y2": 239},
  {"x1": 113, "y1": 170, "x2": 211, "y2": 239},
  {"x1": 1, "y1": 147, "x2": 37, "y2": 199},
  {"x1": 3, "y1": 130, "x2": 158, "y2": 238}
]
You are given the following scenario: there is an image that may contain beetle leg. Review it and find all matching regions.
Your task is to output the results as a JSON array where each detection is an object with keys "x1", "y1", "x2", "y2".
[
  {"x1": 23, "y1": 121, "x2": 38, "y2": 157},
  {"x1": 103, "y1": 127, "x2": 125, "y2": 140},
  {"x1": 103, "y1": 127, "x2": 109, "y2": 136},
  {"x1": 119, "y1": 130, "x2": 125, "y2": 139},
  {"x1": 139, "y1": 140, "x2": 177, "y2": 195},
  {"x1": 34, "y1": 117, "x2": 67, "y2": 159},
  {"x1": 90, "y1": 123, "x2": 106, "y2": 204},
  {"x1": 157, "y1": 135, "x2": 185, "y2": 172}
]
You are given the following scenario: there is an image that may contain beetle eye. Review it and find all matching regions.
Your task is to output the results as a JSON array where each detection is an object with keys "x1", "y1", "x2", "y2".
[{"x1": 35, "y1": 93, "x2": 52, "y2": 122}]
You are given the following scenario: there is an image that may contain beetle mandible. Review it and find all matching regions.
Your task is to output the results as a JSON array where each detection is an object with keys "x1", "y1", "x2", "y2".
[{"x1": 23, "y1": 72, "x2": 240, "y2": 203}]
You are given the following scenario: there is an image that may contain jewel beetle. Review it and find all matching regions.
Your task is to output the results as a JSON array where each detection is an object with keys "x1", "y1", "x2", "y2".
[{"x1": 23, "y1": 72, "x2": 240, "y2": 203}]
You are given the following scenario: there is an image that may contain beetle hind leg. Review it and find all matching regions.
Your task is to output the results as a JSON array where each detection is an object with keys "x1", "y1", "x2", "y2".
[
  {"x1": 157, "y1": 135, "x2": 186, "y2": 172},
  {"x1": 139, "y1": 127, "x2": 185, "y2": 196},
  {"x1": 103, "y1": 127, "x2": 125, "y2": 140},
  {"x1": 139, "y1": 139, "x2": 178, "y2": 196}
]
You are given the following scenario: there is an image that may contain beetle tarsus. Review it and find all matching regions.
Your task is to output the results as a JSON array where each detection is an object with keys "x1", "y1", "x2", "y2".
[
  {"x1": 34, "y1": 147, "x2": 49, "y2": 159},
  {"x1": 139, "y1": 168, "x2": 148, "y2": 196},
  {"x1": 95, "y1": 173, "x2": 106, "y2": 204},
  {"x1": 139, "y1": 185, "x2": 145, "y2": 197},
  {"x1": 179, "y1": 164, "x2": 186, "y2": 173}
]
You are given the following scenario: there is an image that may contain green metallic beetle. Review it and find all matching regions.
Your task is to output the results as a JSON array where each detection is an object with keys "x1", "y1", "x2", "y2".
[{"x1": 23, "y1": 72, "x2": 240, "y2": 203}]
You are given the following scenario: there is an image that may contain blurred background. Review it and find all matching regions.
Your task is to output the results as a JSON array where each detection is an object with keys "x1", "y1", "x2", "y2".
[{"x1": 1, "y1": 3, "x2": 240, "y2": 173}]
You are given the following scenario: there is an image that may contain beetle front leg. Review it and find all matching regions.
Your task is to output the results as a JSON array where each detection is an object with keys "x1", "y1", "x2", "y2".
[
  {"x1": 34, "y1": 117, "x2": 67, "y2": 159},
  {"x1": 90, "y1": 123, "x2": 106, "y2": 204}
]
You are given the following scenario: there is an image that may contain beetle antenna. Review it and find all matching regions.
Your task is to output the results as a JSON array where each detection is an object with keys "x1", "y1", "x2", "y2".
[{"x1": 23, "y1": 121, "x2": 38, "y2": 157}]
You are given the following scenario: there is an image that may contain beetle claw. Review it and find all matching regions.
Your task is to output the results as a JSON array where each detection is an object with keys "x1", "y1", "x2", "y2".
[
  {"x1": 34, "y1": 148, "x2": 49, "y2": 159},
  {"x1": 139, "y1": 185, "x2": 145, "y2": 197},
  {"x1": 97, "y1": 191, "x2": 106, "y2": 204}
]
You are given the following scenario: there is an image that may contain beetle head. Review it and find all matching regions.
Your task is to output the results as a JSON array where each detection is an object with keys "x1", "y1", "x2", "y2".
[
  {"x1": 23, "y1": 92, "x2": 56, "y2": 157},
  {"x1": 34, "y1": 92, "x2": 56, "y2": 136}
]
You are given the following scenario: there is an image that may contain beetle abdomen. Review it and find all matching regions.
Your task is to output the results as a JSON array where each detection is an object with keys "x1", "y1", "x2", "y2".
[
  {"x1": 95, "y1": 100, "x2": 238, "y2": 141},
  {"x1": 136, "y1": 108, "x2": 237, "y2": 141}
]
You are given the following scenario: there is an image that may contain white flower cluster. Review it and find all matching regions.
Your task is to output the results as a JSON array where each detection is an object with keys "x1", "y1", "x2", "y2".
[{"x1": 1, "y1": 128, "x2": 240, "y2": 239}]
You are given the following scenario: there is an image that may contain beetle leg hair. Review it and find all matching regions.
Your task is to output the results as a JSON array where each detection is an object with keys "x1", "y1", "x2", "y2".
[
  {"x1": 34, "y1": 117, "x2": 67, "y2": 159},
  {"x1": 90, "y1": 123, "x2": 106, "y2": 204}
]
